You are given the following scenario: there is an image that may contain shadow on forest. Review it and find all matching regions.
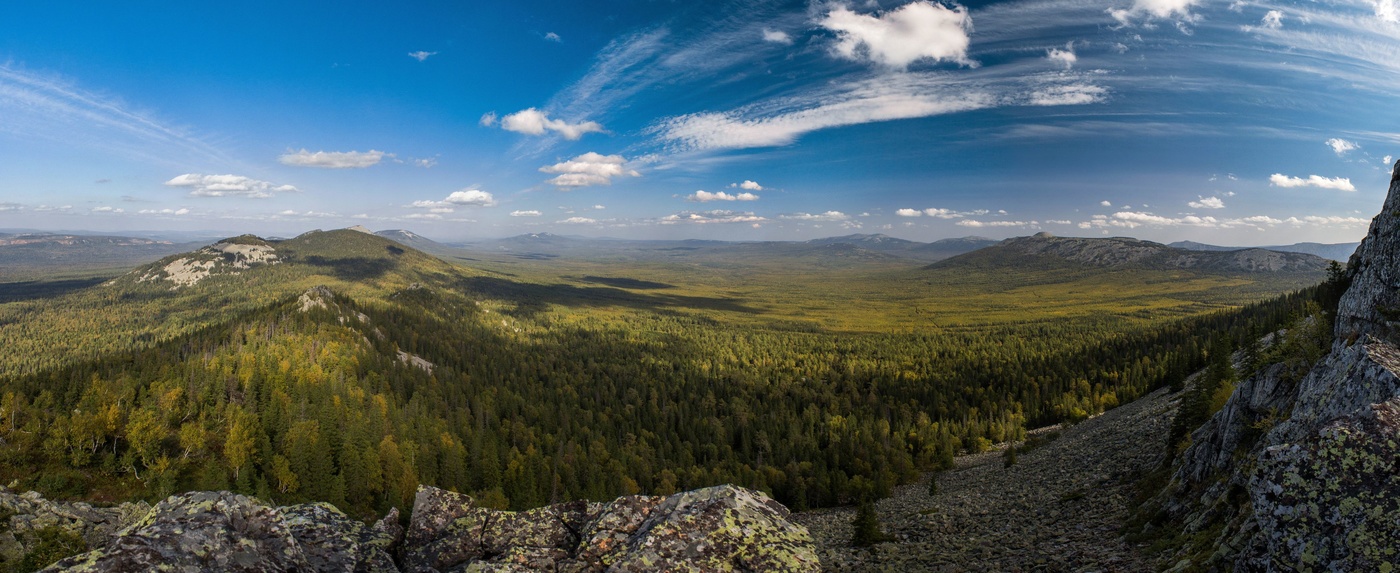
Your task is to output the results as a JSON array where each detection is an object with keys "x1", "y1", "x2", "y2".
[
  {"x1": 301, "y1": 256, "x2": 397, "y2": 281},
  {"x1": 461, "y1": 276, "x2": 757, "y2": 318},
  {"x1": 574, "y1": 276, "x2": 675, "y2": 290},
  {"x1": 0, "y1": 277, "x2": 111, "y2": 303}
]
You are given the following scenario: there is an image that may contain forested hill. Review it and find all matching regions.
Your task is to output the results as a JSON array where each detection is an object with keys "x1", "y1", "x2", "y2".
[
  {"x1": 0, "y1": 225, "x2": 1324, "y2": 526},
  {"x1": 931, "y1": 232, "x2": 1332, "y2": 274}
]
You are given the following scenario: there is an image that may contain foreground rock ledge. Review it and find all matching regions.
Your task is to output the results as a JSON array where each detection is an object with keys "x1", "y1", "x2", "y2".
[{"x1": 22, "y1": 484, "x2": 818, "y2": 572}]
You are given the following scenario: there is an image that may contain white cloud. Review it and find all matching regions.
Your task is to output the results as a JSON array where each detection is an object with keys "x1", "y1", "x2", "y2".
[
  {"x1": 1047, "y1": 219, "x2": 1072, "y2": 225},
  {"x1": 1385, "y1": 155, "x2": 1394, "y2": 164},
  {"x1": 0, "y1": 203, "x2": 22, "y2": 212},
  {"x1": 279, "y1": 149, "x2": 386, "y2": 168},
  {"x1": 558, "y1": 216, "x2": 597, "y2": 224},
  {"x1": 1108, "y1": 0, "x2": 1201, "y2": 26},
  {"x1": 957, "y1": 219, "x2": 1037, "y2": 227},
  {"x1": 479, "y1": 112, "x2": 498, "y2": 127},
  {"x1": 138, "y1": 208, "x2": 190, "y2": 215},
  {"x1": 446, "y1": 189, "x2": 496, "y2": 206},
  {"x1": 511, "y1": 210, "x2": 543, "y2": 217},
  {"x1": 1047, "y1": 43, "x2": 1077, "y2": 69},
  {"x1": 762, "y1": 28, "x2": 794, "y2": 45},
  {"x1": 1028, "y1": 84, "x2": 1108, "y2": 106},
  {"x1": 1269, "y1": 173, "x2": 1356, "y2": 191},
  {"x1": 1326, "y1": 138, "x2": 1359, "y2": 155},
  {"x1": 661, "y1": 210, "x2": 766, "y2": 224},
  {"x1": 593, "y1": 205, "x2": 606, "y2": 210},
  {"x1": 499, "y1": 108, "x2": 605, "y2": 140},
  {"x1": 780, "y1": 211, "x2": 849, "y2": 221},
  {"x1": 732, "y1": 180, "x2": 765, "y2": 191},
  {"x1": 1375, "y1": 0, "x2": 1399, "y2": 22},
  {"x1": 1079, "y1": 211, "x2": 1368, "y2": 230},
  {"x1": 413, "y1": 157, "x2": 437, "y2": 168},
  {"x1": 651, "y1": 75, "x2": 995, "y2": 150},
  {"x1": 545, "y1": 32, "x2": 562, "y2": 42},
  {"x1": 539, "y1": 152, "x2": 640, "y2": 188},
  {"x1": 1261, "y1": 10, "x2": 1284, "y2": 29},
  {"x1": 1188, "y1": 196, "x2": 1225, "y2": 209},
  {"x1": 819, "y1": 1, "x2": 974, "y2": 69},
  {"x1": 408, "y1": 51, "x2": 438, "y2": 62},
  {"x1": 164, "y1": 174, "x2": 298, "y2": 198},
  {"x1": 403, "y1": 213, "x2": 442, "y2": 220},
  {"x1": 688, "y1": 190, "x2": 760, "y2": 202},
  {"x1": 896, "y1": 208, "x2": 923, "y2": 217},
  {"x1": 91, "y1": 206, "x2": 124, "y2": 213},
  {"x1": 1100, "y1": 200, "x2": 1113, "y2": 206}
]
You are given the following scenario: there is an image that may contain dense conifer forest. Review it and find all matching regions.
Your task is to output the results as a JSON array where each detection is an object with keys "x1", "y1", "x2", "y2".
[{"x1": 0, "y1": 230, "x2": 1325, "y2": 519}]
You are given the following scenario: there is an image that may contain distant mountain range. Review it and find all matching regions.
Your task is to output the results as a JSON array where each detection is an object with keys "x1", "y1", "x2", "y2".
[
  {"x1": 0, "y1": 232, "x2": 208, "y2": 275},
  {"x1": 935, "y1": 233, "x2": 1331, "y2": 274},
  {"x1": 1168, "y1": 240, "x2": 1358, "y2": 262}
]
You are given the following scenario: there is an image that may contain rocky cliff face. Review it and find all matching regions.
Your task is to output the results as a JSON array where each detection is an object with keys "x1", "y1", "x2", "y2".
[
  {"x1": 1159, "y1": 162, "x2": 1400, "y2": 571},
  {"x1": 3, "y1": 484, "x2": 817, "y2": 572}
]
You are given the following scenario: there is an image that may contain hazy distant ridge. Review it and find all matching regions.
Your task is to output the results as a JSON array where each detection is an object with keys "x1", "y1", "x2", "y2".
[{"x1": 1169, "y1": 240, "x2": 1358, "y2": 262}]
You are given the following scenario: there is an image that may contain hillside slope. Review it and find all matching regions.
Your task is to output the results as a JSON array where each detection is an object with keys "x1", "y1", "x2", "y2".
[
  {"x1": 1140, "y1": 164, "x2": 1400, "y2": 571},
  {"x1": 935, "y1": 232, "x2": 1331, "y2": 274}
]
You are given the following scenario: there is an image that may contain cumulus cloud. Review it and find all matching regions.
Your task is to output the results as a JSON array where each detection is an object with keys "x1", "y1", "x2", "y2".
[
  {"x1": 279, "y1": 149, "x2": 386, "y2": 168},
  {"x1": 1260, "y1": 10, "x2": 1284, "y2": 28},
  {"x1": 558, "y1": 216, "x2": 597, "y2": 224},
  {"x1": 91, "y1": 206, "x2": 124, "y2": 213},
  {"x1": 1269, "y1": 173, "x2": 1356, "y2": 191},
  {"x1": 1188, "y1": 196, "x2": 1225, "y2": 209},
  {"x1": 545, "y1": 32, "x2": 562, "y2": 42},
  {"x1": 731, "y1": 180, "x2": 765, "y2": 191},
  {"x1": 818, "y1": 1, "x2": 974, "y2": 69},
  {"x1": 445, "y1": 189, "x2": 496, "y2": 206},
  {"x1": 1028, "y1": 84, "x2": 1108, "y2": 106},
  {"x1": 1081, "y1": 211, "x2": 1368, "y2": 230},
  {"x1": 510, "y1": 210, "x2": 542, "y2": 217},
  {"x1": 1100, "y1": 200, "x2": 1113, "y2": 206},
  {"x1": 1326, "y1": 138, "x2": 1359, "y2": 155},
  {"x1": 1375, "y1": 0, "x2": 1399, "y2": 22},
  {"x1": 661, "y1": 210, "x2": 767, "y2": 224},
  {"x1": 408, "y1": 51, "x2": 438, "y2": 62},
  {"x1": 138, "y1": 208, "x2": 190, "y2": 215},
  {"x1": 1108, "y1": 0, "x2": 1201, "y2": 27},
  {"x1": 780, "y1": 211, "x2": 849, "y2": 221},
  {"x1": 762, "y1": 28, "x2": 793, "y2": 45},
  {"x1": 479, "y1": 112, "x2": 498, "y2": 127},
  {"x1": 687, "y1": 190, "x2": 759, "y2": 202},
  {"x1": 539, "y1": 152, "x2": 640, "y2": 188},
  {"x1": 498, "y1": 108, "x2": 605, "y2": 140},
  {"x1": 896, "y1": 208, "x2": 922, "y2": 217},
  {"x1": 164, "y1": 174, "x2": 298, "y2": 198},
  {"x1": 957, "y1": 219, "x2": 1037, "y2": 227},
  {"x1": 1047, "y1": 43, "x2": 1077, "y2": 69}
]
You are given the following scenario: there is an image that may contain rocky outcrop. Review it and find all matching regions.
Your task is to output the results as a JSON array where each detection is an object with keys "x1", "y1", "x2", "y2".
[
  {"x1": 1158, "y1": 161, "x2": 1400, "y2": 571},
  {"x1": 19, "y1": 484, "x2": 815, "y2": 572},
  {"x1": 0, "y1": 488, "x2": 149, "y2": 571},
  {"x1": 403, "y1": 484, "x2": 820, "y2": 572}
]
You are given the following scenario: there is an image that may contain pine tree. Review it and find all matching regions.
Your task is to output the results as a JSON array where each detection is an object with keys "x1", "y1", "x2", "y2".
[{"x1": 850, "y1": 501, "x2": 889, "y2": 547}]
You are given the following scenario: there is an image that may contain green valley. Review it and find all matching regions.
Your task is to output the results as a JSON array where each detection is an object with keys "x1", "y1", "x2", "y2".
[{"x1": 0, "y1": 229, "x2": 1328, "y2": 522}]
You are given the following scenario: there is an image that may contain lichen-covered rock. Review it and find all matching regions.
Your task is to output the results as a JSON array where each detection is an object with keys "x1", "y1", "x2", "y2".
[
  {"x1": 42, "y1": 491, "x2": 305, "y2": 572},
  {"x1": 604, "y1": 485, "x2": 822, "y2": 572},
  {"x1": 40, "y1": 491, "x2": 395, "y2": 573},
  {"x1": 1155, "y1": 160, "x2": 1400, "y2": 571},
  {"x1": 0, "y1": 488, "x2": 148, "y2": 571},
  {"x1": 401, "y1": 484, "x2": 819, "y2": 573},
  {"x1": 1238, "y1": 399, "x2": 1400, "y2": 571}
]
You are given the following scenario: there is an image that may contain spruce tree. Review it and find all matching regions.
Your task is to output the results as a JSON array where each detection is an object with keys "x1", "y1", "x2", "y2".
[{"x1": 850, "y1": 501, "x2": 889, "y2": 547}]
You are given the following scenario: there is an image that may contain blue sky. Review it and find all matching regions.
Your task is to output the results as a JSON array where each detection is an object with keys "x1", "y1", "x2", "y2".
[{"x1": 2, "y1": 0, "x2": 1399, "y2": 244}]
